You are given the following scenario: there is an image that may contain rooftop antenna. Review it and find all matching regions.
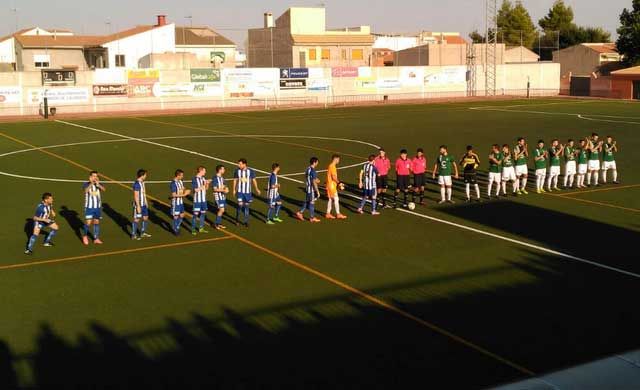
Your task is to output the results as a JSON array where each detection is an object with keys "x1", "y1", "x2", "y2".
[{"x1": 10, "y1": 7, "x2": 18, "y2": 33}]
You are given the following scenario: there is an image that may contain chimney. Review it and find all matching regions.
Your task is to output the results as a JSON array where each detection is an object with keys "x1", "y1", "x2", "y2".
[
  {"x1": 156, "y1": 15, "x2": 167, "y2": 27},
  {"x1": 264, "y1": 12, "x2": 274, "y2": 28}
]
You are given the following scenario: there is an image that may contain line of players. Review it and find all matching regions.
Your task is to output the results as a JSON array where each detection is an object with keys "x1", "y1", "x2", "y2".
[{"x1": 23, "y1": 134, "x2": 619, "y2": 254}]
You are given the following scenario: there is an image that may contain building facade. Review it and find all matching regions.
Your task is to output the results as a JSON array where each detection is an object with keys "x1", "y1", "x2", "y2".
[
  {"x1": 553, "y1": 43, "x2": 623, "y2": 76},
  {"x1": 175, "y1": 26, "x2": 237, "y2": 68},
  {"x1": 248, "y1": 7, "x2": 375, "y2": 68}
]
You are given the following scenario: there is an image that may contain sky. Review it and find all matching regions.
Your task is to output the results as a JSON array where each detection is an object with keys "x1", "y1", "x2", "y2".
[{"x1": 0, "y1": 0, "x2": 631, "y2": 47}]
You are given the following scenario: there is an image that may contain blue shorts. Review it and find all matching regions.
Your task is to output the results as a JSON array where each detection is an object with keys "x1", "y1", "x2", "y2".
[
  {"x1": 133, "y1": 205, "x2": 149, "y2": 219},
  {"x1": 193, "y1": 202, "x2": 208, "y2": 214},
  {"x1": 269, "y1": 195, "x2": 281, "y2": 207},
  {"x1": 237, "y1": 193, "x2": 253, "y2": 205},
  {"x1": 84, "y1": 208, "x2": 102, "y2": 220},
  {"x1": 171, "y1": 204, "x2": 185, "y2": 216},
  {"x1": 363, "y1": 189, "x2": 377, "y2": 197},
  {"x1": 305, "y1": 192, "x2": 318, "y2": 203},
  {"x1": 215, "y1": 199, "x2": 227, "y2": 209}
]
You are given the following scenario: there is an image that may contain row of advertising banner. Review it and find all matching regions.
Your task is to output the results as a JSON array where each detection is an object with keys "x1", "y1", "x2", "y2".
[{"x1": 0, "y1": 67, "x2": 468, "y2": 105}]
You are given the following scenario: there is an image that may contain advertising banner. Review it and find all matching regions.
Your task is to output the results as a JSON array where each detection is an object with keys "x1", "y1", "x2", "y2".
[
  {"x1": 190, "y1": 68, "x2": 221, "y2": 83},
  {"x1": 400, "y1": 67, "x2": 424, "y2": 87},
  {"x1": 153, "y1": 83, "x2": 193, "y2": 97},
  {"x1": 127, "y1": 69, "x2": 160, "y2": 85},
  {"x1": 331, "y1": 67, "x2": 358, "y2": 78},
  {"x1": 280, "y1": 68, "x2": 309, "y2": 79},
  {"x1": 191, "y1": 83, "x2": 223, "y2": 97},
  {"x1": 93, "y1": 84, "x2": 127, "y2": 97},
  {"x1": 308, "y1": 79, "x2": 330, "y2": 91},
  {"x1": 224, "y1": 68, "x2": 278, "y2": 97},
  {"x1": 424, "y1": 67, "x2": 466, "y2": 87},
  {"x1": 28, "y1": 88, "x2": 89, "y2": 104},
  {"x1": 280, "y1": 79, "x2": 307, "y2": 90},
  {"x1": 94, "y1": 68, "x2": 127, "y2": 84},
  {"x1": 377, "y1": 78, "x2": 401, "y2": 89},
  {"x1": 0, "y1": 87, "x2": 22, "y2": 103},
  {"x1": 127, "y1": 84, "x2": 154, "y2": 98}
]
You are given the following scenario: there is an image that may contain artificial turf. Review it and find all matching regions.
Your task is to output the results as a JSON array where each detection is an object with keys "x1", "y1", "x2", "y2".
[{"x1": 0, "y1": 98, "x2": 639, "y2": 388}]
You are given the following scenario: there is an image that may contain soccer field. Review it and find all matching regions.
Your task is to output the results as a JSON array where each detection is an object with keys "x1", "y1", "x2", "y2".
[{"x1": 1, "y1": 98, "x2": 639, "y2": 388}]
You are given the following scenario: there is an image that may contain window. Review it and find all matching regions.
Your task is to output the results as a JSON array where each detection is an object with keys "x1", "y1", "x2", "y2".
[
  {"x1": 115, "y1": 54, "x2": 126, "y2": 67},
  {"x1": 321, "y1": 48, "x2": 330, "y2": 60},
  {"x1": 308, "y1": 48, "x2": 317, "y2": 61},
  {"x1": 34, "y1": 54, "x2": 50, "y2": 68},
  {"x1": 352, "y1": 49, "x2": 364, "y2": 60},
  {"x1": 341, "y1": 49, "x2": 347, "y2": 61}
]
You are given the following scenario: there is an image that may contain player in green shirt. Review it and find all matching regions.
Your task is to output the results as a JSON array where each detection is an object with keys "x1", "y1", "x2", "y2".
[
  {"x1": 514, "y1": 137, "x2": 529, "y2": 194},
  {"x1": 433, "y1": 145, "x2": 459, "y2": 204},
  {"x1": 587, "y1": 133, "x2": 603, "y2": 187},
  {"x1": 576, "y1": 139, "x2": 589, "y2": 188},
  {"x1": 487, "y1": 144, "x2": 503, "y2": 198},
  {"x1": 546, "y1": 139, "x2": 564, "y2": 192},
  {"x1": 563, "y1": 139, "x2": 578, "y2": 188},
  {"x1": 501, "y1": 144, "x2": 519, "y2": 196},
  {"x1": 534, "y1": 140, "x2": 548, "y2": 194},
  {"x1": 602, "y1": 136, "x2": 619, "y2": 184}
]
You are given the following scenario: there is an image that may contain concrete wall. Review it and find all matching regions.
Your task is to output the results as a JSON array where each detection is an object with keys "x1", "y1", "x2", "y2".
[
  {"x1": 176, "y1": 46, "x2": 237, "y2": 68},
  {"x1": 288, "y1": 7, "x2": 326, "y2": 34},
  {"x1": 505, "y1": 46, "x2": 539, "y2": 63},
  {"x1": 553, "y1": 45, "x2": 601, "y2": 76},
  {"x1": 0, "y1": 63, "x2": 560, "y2": 116},
  {"x1": 19, "y1": 48, "x2": 90, "y2": 71},
  {"x1": 247, "y1": 28, "x2": 293, "y2": 68},
  {"x1": 0, "y1": 38, "x2": 15, "y2": 64}
]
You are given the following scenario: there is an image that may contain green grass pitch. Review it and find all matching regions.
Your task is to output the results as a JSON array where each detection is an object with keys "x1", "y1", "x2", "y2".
[{"x1": 0, "y1": 98, "x2": 639, "y2": 388}]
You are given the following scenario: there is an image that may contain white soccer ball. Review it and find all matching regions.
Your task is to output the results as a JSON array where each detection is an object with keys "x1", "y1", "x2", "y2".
[{"x1": 407, "y1": 202, "x2": 416, "y2": 210}]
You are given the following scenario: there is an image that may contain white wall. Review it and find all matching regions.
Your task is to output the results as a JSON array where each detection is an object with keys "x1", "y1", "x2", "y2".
[
  {"x1": 373, "y1": 36, "x2": 418, "y2": 51},
  {"x1": 0, "y1": 38, "x2": 15, "y2": 63},
  {"x1": 102, "y1": 23, "x2": 176, "y2": 69},
  {"x1": 176, "y1": 46, "x2": 237, "y2": 67}
]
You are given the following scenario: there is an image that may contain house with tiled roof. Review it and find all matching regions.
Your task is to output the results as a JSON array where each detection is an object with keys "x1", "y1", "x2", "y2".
[
  {"x1": 248, "y1": 6, "x2": 374, "y2": 68},
  {"x1": 175, "y1": 26, "x2": 238, "y2": 68},
  {"x1": 553, "y1": 43, "x2": 624, "y2": 76}
]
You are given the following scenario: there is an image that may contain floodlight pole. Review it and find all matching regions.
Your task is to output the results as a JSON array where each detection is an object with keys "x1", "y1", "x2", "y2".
[{"x1": 485, "y1": 0, "x2": 497, "y2": 97}]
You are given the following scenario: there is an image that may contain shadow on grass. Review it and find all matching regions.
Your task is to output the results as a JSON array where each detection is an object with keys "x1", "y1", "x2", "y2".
[
  {"x1": 4, "y1": 245, "x2": 640, "y2": 388},
  {"x1": 58, "y1": 206, "x2": 84, "y2": 242},
  {"x1": 102, "y1": 203, "x2": 130, "y2": 237}
]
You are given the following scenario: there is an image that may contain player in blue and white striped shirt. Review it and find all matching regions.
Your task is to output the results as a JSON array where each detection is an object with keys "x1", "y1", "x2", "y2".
[
  {"x1": 82, "y1": 171, "x2": 106, "y2": 245},
  {"x1": 131, "y1": 169, "x2": 151, "y2": 240},
  {"x1": 170, "y1": 169, "x2": 191, "y2": 235},
  {"x1": 212, "y1": 165, "x2": 229, "y2": 230},
  {"x1": 25, "y1": 192, "x2": 58, "y2": 255},
  {"x1": 358, "y1": 155, "x2": 380, "y2": 215},
  {"x1": 296, "y1": 157, "x2": 321, "y2": 223},
  {"x1": 233, "y1": 158, "x2": 261, "y2": 227},
  {"x1": 266, "y1": 163, "x2": 283, "y2": 225},
  {"x1": 191, "y1": 166, "x2": 209, "y2": 235}
]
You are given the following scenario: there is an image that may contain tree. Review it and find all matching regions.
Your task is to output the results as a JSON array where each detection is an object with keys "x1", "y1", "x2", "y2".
[
  {"x1": 617, "y1": 0, "x2": 640, "y2": 66},
  {"x1": 538, "y1": 0, "x2": 612, "y2": 50},
  {"x1": 582, "y1": 27, "x2": 612, "y2": 43},
  {"x1": 497, "y1": 0, "x2": 537, "y2": 47},
  {"x1": 539, "y1": 0, "x2": 574, "y2": 31},
  {"x1": 469, "y1": 30, "x2": 485, "y2": 44}
]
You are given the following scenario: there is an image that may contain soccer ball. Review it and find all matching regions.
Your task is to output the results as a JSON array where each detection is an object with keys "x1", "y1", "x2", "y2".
[
  {"x1": 407, "y1": 202, "x2": 416, "y2": 210},
  {"x1": 339, "y1": 183, "x2": 345, "y2": 191}
]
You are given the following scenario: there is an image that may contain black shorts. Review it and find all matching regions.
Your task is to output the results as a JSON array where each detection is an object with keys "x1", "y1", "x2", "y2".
[
  {"x1": 396, "y1": 175, "x2": 410, "y2": 191},
  {"x1": 376, "y1": 175, "x2": 388, "y2": 189},
  {"x1": 413, "y1": 173, "x2": 425, "y2": 188},
  {"x1": 464, "y1": 172, "x2": 477, "y2": 184}
]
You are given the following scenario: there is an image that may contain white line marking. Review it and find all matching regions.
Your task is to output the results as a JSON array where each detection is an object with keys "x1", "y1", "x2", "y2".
[
  {"x1": 397, "y1": 207, "x2": 640, "y2": 279},
  {"x1": 1, "y1": 133, "x2": 377, "y2": 183},
  {"x1": 55, "y1": 119, "x2": 640, "y2": 280},
  {"x1": 577, "y1": 114, "x2": 640, "y2": 126}
]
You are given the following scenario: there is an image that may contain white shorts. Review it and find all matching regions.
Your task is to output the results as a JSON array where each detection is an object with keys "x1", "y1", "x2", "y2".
[
  {"x1": 549, "y1": 166, "x2": 561, "y2": 176},
  {"x1": 438, "y1": 176, "x2": 452, "y2": 186},
  {"x1": 536, "y1": 168, "x2": 547, "y2": 177},
  {"x1": 578, "y1": 164, "x2": 588, "y2": 175},
  {"x1": 502, "y1": 167, "x2": 516, "y2": 182},
  {"x1": 565, "y1": 161, "x2": 576, "y2": 175},
  {"x1": 603, "y1": 161, "x2": 617, "y2": 171},
  {"x1": 489, "y1": 172, "x2": 502, "y2": 182},
  {"x1": 515, "y1": 165, "x2": 528, "y2": 176},
  {"x1": 588, "y1": 160, "x2": 601, "y2": 171}
]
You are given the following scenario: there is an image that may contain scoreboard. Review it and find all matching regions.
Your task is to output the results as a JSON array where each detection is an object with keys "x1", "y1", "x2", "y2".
[{"x1": 42, "y1": 70, "x2": 76, "y2": 86}]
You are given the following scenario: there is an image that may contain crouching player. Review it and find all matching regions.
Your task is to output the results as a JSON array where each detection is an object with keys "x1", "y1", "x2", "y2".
[
  {"x1": 212, "y1": 165, "x2": 229, "y2": 230},
  {"x1": 358, "y1": 155, "x2": 380, "y2": 215},
  {"x1": 266, "y1": 163, "x2": 284, "y2": 225},
  {"x1": 170, "y1": 169, "x2": 191, "y2": 235},
  {"x1": 25, "y1": 192, "x2": 58, "y2": 255},
  {"x1": 602, "y1": 136, "x2": 619, "y2": 184},
  {"x1": 82, "y1": 170, "x2": 105, "y2": 245}
]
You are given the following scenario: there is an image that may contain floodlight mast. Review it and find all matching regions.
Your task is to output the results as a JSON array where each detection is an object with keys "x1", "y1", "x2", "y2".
[{"x1": 485, "y1": 0, "x2": 498, "y2": 97}]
